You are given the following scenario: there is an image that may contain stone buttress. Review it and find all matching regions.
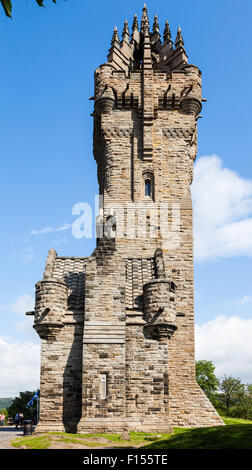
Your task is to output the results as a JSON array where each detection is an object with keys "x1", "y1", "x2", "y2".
[{"x1": 30, "y1": 6, "x2": 223, "y2": 433}]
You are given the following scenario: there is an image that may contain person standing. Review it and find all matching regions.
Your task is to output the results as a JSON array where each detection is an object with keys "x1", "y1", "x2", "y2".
[
  {"x1": 1, "y1": 413, "x2": 5, "y2": 426},
  {"x1": 15, "y1": 412, "x2": 20, "y2": 429}
]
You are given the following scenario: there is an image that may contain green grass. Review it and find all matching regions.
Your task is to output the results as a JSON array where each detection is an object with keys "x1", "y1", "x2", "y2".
[
  {"x1": 221, "y1": 416, "x2": 252, "y2": 425},
  {"x1": 58, "y1": 438, "x2": 108, "y2": 447},
  {"x1": 11, "y1": 436, "x2": 51, "y2": 450},
  {"x1": 11, "y1": 432, "x2": 132, "y2": 449},
  {"x1": 11, "y1": 418, "x2": 252, "y2": 449},
  {"x1": 142, "y1": 424, "x2": 252, "y2": 449},
  {"x1": 11, "y1": 431, "x2": 167, "y2": 449},
  {"x1": 129, "y1": 431, "x2": 168, "y2": 442},
  {"x1": 48, "y1": 432, "x2": 123, "y2": 442}
]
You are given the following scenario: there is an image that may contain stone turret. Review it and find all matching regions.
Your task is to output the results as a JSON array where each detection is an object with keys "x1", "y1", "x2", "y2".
[
  {"x1": 33, "y1": 249, "x2": 68, "y2": 340},
  {"x1": 143, "y1": 249, "x2": 177, "y2": 340},
  {"x1": 34, "y1": 278, "x2": 68, "y2": 340}
]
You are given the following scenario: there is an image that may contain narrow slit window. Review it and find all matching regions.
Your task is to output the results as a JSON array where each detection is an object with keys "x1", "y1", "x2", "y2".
[
  {"x1": 100, "y1": 373, "x2": 107, "y2": 399},
  {"x1": 143, "y1": 171, "x2": 154, "y2": 200},
  {"x1": 145, "y1": 179, "x2": 152, "y2": 197}
]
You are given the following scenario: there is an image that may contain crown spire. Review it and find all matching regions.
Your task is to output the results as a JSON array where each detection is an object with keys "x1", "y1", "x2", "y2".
[
  {"x1": 153, "y1": 14, "x2": 159, "y2": 34},
  {"x1": 141, "y1": 4, "x2": 150, "y2": 35},
  {"x1": 132, "y1": 13, "x2": 139, "y2": 32},
  {"x1": 122, "y1": 19, "x2": 130, "y2": 42},
  {"x1": 131, "y1": 13, "x2": 140, "y2": 45},
  {"x1": 111, "y1": 25, "x2": 120, "y2": 46},
  {"x1": 163, "y1": 20, "x2": 173, "y2": 47},
  {"x1": 175, "y1": 27, "x2": 184, "y2": 49}
]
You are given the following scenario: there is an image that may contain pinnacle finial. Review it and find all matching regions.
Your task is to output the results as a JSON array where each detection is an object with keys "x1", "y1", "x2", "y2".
[
  {"x1": 163, "y1": 20, "x2": 173, "y2": 47},
  {"x1": 132, "y1": 13, "x2": 139, "y2": 32},
  {"x1": 141, "y1": 3, "x2": 150, "y2": 34},
  {"x1": 122, "y1": 19, "x2": 130, "y2": 41},
  {"x1": 175, "y1": 26, "x2": 184, "y2": 48},
  {"x1": 111, "y1": 26, "x2": 120, "y2": 46},
  {"x1": 153, "y1": 14, "x2": 159, "y2": 34}
]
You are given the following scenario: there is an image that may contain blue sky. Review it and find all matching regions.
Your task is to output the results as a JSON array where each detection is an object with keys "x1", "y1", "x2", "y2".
[{"x1": 0, "y1": 0, "x2": 252, "y2": 396}]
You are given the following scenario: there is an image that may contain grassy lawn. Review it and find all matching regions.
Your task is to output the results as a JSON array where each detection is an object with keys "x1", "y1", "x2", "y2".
[
  {"x1": 221, "y1": 416, "x2": 252, "y2": 425},
  {"x1": 11, "y1": 417, "x2": 252, "y2": 450},
  {"x1": 11, "y1": 430, "x2": 167, "y2": 450},
  {"x1": 142, "y1": 418, "x2": 252, "y2": 450},
  {"x1": 11, "y1": 435, "x2": 52, "y2": 450}
]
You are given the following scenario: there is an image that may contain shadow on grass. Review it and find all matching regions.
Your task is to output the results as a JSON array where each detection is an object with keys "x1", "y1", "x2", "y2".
[{"x1": 141, "y1": 425, "x2": 252, "y2": 449}]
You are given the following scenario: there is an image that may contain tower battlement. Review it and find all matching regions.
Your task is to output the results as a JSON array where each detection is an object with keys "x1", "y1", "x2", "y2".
[{"x1": 107, "y1": 5, "x2": 188, "y2": 73}]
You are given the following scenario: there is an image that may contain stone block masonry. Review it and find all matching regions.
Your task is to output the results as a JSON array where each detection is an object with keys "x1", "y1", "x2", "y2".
[{"x1": 31, "y1": 6, "x2": 224, "y2": 433}]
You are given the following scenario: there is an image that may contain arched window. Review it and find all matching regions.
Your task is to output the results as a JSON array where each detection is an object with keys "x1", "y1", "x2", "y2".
[{"x1": 143, "y1": 171, "x2": 154, "y2": 200}]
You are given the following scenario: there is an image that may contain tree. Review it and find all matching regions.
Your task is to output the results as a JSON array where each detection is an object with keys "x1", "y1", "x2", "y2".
[
  {"x1": 7, "y1": 391, "x2": 39, "y2": 423},
  {"x1": 233, "y1": 384, "x2": 252, "y2": 420},
  {"x1": 1, "y1": 0, "x2": 58, "y2": 18},
  {"x1": 195, "y1": 360, "x2": 219, "y2": 404},
  {"x1": 218, "y1": 375, "x2": 245, "y2": 417}
]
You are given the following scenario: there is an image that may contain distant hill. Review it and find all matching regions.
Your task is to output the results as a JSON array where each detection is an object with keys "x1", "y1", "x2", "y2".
[{"x1": 0, "y1": 398, "x2": 13, "y2": 409}]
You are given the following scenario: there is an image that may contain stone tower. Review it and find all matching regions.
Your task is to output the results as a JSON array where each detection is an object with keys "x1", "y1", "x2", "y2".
[{"x1": 31, "y1": 6, "x2": 223, "y2": 433}]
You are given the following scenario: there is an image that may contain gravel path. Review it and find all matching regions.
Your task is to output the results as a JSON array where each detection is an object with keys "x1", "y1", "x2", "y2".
[{"x1": 0, "y1": 426, "x2": 23, "y2": 449}]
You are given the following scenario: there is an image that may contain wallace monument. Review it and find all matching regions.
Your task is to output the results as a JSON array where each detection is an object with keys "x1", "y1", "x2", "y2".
[{"x1": 29, "y1": 6, "x2": 223, "y2": 433}]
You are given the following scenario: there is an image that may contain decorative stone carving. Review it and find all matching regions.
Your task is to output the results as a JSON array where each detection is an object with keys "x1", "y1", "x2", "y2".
[
  {"x1": 103, "y1": 128, "x2": 131, "y2": 139},
  {"x1": 154, "y1": 247, "x2": 166, "y2": 278},
  {"x1": 162, "y1": 127, "x2": 195, "y2": 140}
]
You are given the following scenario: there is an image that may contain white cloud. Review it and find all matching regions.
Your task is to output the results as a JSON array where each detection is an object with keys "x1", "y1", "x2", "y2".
[
  {"x1": 0, "y1": 294, "x2": 37, "y2": 341},
  {"x1": 11, "y1": 294, "x2": 34, "y2": 315},
  {"x1": 0, "y1": 337, "x2": 40, "y2": 397},
  {"x1": 192, "y1": 155, "x2": 252, "y2": 260},
  {"x1": 15, "y1": 317, "x2": 36, "y2": 337},
  {"x1": 30, "y1": 223, "x2": 71, "y2": 235},
  {"x1": 238, "y1": 296, "x2": 252, "y2": 305},
  {"x1": 195, "y1": 315, "x2": 252, "y2": 383},
  {"x1": 15, "y1": 318, "x2": 40, "y2": 344}
]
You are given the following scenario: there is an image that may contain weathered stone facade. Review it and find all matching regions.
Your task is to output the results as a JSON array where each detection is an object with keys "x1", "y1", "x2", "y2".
[{"x1": 30, "y1": 6, "x2": 223, "y2": 433}]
